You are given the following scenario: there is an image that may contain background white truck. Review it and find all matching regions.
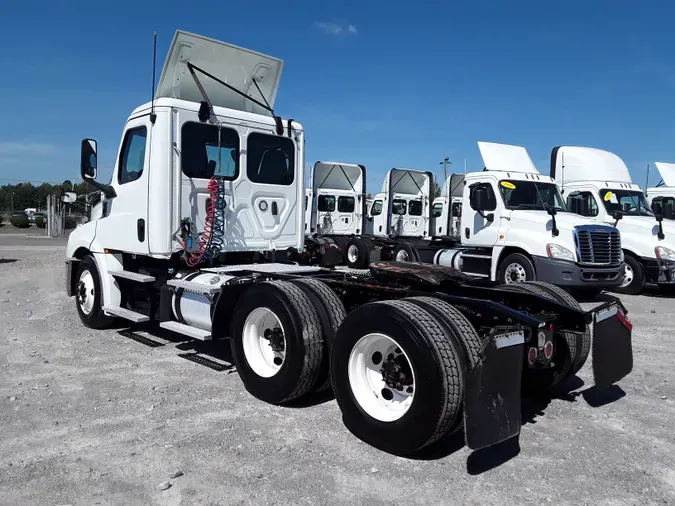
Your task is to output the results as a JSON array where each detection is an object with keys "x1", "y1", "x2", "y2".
[
  {"x1": 645, "y1": 162, "x2": 675, "y2": 221},
  {"x1": 551, "y1": 146, "x2": 675, "y2": 294},
  {"x1": 304, "y1": 165, "x2": 434, "y2": 268},
  {"x1": 59, "y1": 29, "x2": 634, "y2": 457},
  {"x1": 390, "y1": 142, "x2": 626, "y2": 293}
]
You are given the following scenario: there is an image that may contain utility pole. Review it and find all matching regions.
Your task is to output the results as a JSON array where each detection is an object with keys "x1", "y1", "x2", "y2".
[{"x1": 439, "y1": 157, "x2": 451, "y2": 183}]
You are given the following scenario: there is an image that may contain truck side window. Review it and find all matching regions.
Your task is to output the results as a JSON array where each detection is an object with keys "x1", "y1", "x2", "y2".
[
  {"x1": 318, "y1": 195, "x2": 336, "y2": 212},
  {"x1": 432, "y1": 203, "x2": 443, "y2": 218},
  {"x1": 575, "y1": 191, "x2": 599, "y2": 217},
  {"x1": 371, "y1": 200, "x2": 383, "y2": 216},
  {"x1": 408, "y1": 200, "x2": 423, "y2": 216},
  {"x1": 118, "y1": 127, "x2": 147, "y2": 185},
  {"x1": 338, "y1": 196, "x2": 355, "y2": 213},
  {"x1": 247, "y1": 133, "x2": 295, "y2": 185},
  {"x1": 181, "y1": 122, "x2": 239, "y2": 180}
]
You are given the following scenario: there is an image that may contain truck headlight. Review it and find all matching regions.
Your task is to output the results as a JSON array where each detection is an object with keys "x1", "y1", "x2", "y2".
[
  {"x1": 546, "y1": 243, "x2": 575, "y2": 261},
  {"x1": 655, "y1": 246, "x2": 675, "y2": 262}
]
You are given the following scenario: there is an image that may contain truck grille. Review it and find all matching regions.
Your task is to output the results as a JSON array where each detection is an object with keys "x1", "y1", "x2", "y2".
[{"x1": 574, "y1": 226, "x2": 622, "y2": 265}]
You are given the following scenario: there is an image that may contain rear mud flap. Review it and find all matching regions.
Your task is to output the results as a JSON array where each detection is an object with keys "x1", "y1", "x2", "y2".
[
  {"x1": 592, "y1": 303, "x2": 633, "y2": 388},
  {"x1": 463, "y1": 332, "x2": 524, "y2": 451}
]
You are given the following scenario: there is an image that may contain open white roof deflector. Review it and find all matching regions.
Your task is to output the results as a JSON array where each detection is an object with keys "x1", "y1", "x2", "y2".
[
  {"x1": 155, "y1": 30, "x2": 284, "y2": 116},
  {"x1": 477, "y1": 141, "x2": 539, "y2": 174},
  {"x1": 551, "y1": 146, "x2": 632, "y2": 184},
  {"x1": 312, "y1": 162, "x2": 365, "y2": 193},
  {"x1": 654, "y1": 162, "x2": 675, "y2": 187}
]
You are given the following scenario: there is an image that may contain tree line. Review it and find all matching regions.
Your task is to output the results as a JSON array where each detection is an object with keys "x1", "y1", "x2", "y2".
[{"x1": 0, "y1": 180, "x2": 90, "y2": 214}]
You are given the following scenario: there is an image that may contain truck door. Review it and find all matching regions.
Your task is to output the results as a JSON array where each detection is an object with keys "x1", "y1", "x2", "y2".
[
  {"x1": 462, "y1": 181, "x2": 500, "y2": 247},
  {"x1": 95, "y1": 116, "x2": 151, "y2": 254}
]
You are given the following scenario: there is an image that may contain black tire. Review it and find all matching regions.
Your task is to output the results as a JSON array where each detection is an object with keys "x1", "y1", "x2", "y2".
[
  {"x1": 230, "y1": 281, "x2": 324, "y2": 404},
  {"x1": 519, "y1": 281, "x2": 591, "y2": 376},
  {"x1": 393, "y1": 242, "x2": 420, "y2": 263},
  {"x1": 74, "y1": 256, "x2": 114, "y2": 329},
  {"x1": 345, "y1": 237, "x2": 371, "y2": 269},
  {"x1": 498, "y1": 282, "x2": 576, "y2": 393},
  {"x1": 497, "y1": 252, "x2": 536, "y2": 284},
  {"x1": 612, "y1": 254, "x2": 645, "y2": 295},
  {"x1": 290, "y1": 278, "x2": 347, "y2": 392},
  {"x1": 330, "y1": 299, "x2": 464, "y2": 455},
  {"x1": 405, "y1": 296, "x2": 482, "y2": 434}
]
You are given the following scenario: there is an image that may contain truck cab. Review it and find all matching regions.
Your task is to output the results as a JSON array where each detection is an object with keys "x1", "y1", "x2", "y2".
[
  {"x1": 64, "y1": 30, "x2": 306, "y2": 316},
  {"x1": 306, "y1": 161, "x2": 366, "y2": 236},
  {"x1": 431, "y1": 174, "x2": 464, "y2": 238},
  {"x1": 551, "y1": 146, "x2": 675, "y2": 294},
  {"x1": 412, "y1": 142, "x2": 625, "y2": 291},
  {"x1": 645, "y1": 162, "x2": 675, "y2": 222},
  {"x1": 370, "y1": 168, "x2": 433, "y2": 239}
]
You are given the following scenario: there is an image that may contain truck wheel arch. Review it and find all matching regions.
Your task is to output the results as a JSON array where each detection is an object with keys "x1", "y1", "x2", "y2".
[
  {"x1": 67, "y1": 247, "x2": 94, "y2": 296},
  {"x1": 495, "y1": 246, "x2": 536, "y2": 280}
]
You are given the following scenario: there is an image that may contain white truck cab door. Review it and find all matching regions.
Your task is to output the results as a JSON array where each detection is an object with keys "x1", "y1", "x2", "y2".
[
  {"x1": 371, "y1": 198, "x2": 386, "y2": 236},
  {"x1": 462, "y1": 181, "x2": 501, "y2": 247},
  {"x1": 96, "y1": 117, "x2": 151, "y2": 254}
]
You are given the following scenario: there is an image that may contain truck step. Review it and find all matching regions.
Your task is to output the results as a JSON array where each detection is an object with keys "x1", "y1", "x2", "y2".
[
  {"x1": 167, "y1": 278, "x2": 221, "y2": 295},
  {"x1": 102, "y1": 305, "x2": 150, "y2": 322},
  {"x1": 160, "y1": 321, "x2": 211, "y2": 341},
  {"x1": 463, "y1": 271, "x2": 490, "y2": 278},
  {"x1": 202, "y1": 263, "x2": 322, "y2": 275},
  {"x1": 460, "y1": 253, "x2": 492, "y2": 260},
  {"x1": 108, "y1": 270, "x2": 156, "y2": 283}
]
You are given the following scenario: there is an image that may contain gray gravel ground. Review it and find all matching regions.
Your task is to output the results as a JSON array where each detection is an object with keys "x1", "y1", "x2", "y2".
[{"x1": 1, "y1": 233, "x2": 675, "y2": 505}]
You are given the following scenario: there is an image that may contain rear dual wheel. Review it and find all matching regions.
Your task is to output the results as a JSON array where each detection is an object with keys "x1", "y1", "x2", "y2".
[
  {"x1": 230, "y1": 279, "x2": 346, "y2": 403},
  {"x1": 331, "y1": 298, "x2": 480, "y2": 455}
]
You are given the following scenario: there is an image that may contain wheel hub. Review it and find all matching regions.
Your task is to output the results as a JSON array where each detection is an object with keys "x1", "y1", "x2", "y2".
[
  {"x1": 264, "y1": 327, "x2": 285, "y2": 353},
  {"x1": 380, "y1": 352, "x2": 413, "y2": 391}
]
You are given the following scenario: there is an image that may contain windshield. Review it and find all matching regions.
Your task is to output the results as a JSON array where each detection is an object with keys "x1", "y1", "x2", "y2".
[
  {"x1": 498, "y1": 180, "x2": 567, "y2": 211},
  {"x1": 599, "y1": 189, "x2": 653, "y2": 217}
]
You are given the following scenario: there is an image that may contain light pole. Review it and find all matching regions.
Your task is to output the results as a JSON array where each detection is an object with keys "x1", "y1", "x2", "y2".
[{"x1": 439, "y1": 157, "x2": 451, "y2": 184}]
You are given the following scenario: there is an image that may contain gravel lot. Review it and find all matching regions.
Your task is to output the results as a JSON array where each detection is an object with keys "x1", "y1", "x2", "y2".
[{"x1": 1, "y1": 233, "x2": 674, "y2": 505}]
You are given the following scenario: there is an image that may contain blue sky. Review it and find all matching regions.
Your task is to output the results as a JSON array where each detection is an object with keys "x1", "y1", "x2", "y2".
[{"x1": 1, "y1": 0, "x2": 674, "y2": 193}]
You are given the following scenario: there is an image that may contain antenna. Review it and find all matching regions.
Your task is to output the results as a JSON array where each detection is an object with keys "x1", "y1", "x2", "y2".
[
  {"x1": 645, "y1": 163, "x2": 650, "y2": 193},
  {"x1": 150, "y1": 31, "x2": 158, "y2": 125}
]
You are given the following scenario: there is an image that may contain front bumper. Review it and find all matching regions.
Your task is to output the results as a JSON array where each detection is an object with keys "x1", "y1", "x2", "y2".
[
  {"x1": 531, "y1": 255, "x2": 625, "y2": 288},
  {"x1": 641, "y1": 256, "x2": 675, "y2": 285}
]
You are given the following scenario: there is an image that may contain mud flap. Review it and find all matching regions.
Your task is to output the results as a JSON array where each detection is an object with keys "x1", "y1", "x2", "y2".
[
  {"x1": 463, "y1": 331, "x2": 524, "y2": 451},
  {"x1": 592, "y1": 302, "x2": 633, "y2": 388}
]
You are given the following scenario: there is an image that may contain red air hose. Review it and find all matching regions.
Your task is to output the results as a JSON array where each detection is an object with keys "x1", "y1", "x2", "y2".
[{"x1": 187, "y1": 177, "x2": 221, "y2": 267}]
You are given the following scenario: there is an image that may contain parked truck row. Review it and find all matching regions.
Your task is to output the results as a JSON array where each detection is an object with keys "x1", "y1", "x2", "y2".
[
  {"x1": 304, "y1": 142, "x2": 675, "y2": 296},
  {"x1": 60, "y1": 30, "x2": 634, "y2": 456}
]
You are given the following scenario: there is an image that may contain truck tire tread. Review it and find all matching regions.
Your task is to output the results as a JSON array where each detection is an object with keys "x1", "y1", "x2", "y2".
[{"x1": 290, "y1": 278, "x2": 347, "y2": 392}]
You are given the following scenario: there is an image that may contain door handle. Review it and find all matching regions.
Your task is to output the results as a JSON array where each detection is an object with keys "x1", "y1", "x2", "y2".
[{"x1": 271, "y1": 202, "x2": 278, "y2": 216}]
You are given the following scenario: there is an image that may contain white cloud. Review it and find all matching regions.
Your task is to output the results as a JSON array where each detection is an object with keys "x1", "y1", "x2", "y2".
[
  {"x1": 314, "y1": 22, "x2": 357, "y2": 36},
  {"x1": 0, "y1": 141, "x2": 58, "y2": 156}
]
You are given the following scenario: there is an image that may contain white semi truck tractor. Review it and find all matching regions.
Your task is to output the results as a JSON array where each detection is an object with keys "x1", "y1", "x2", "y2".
[
  {"x1": 391, "y1": 142, "x2": 626, "y2": 294},
  {"x1": 551, "y1": 146, "x2": 675, "y2": 295},
  {"x1": 60, "y1": 30, "x2": 634, "y2": 457}
]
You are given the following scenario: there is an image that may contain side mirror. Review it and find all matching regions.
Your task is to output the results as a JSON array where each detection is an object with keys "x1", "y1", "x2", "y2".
[
  {"x1": 664, "y1": 201, "x2": 674, "y2": 220},
  {"x1": 470, "y1": 186, "x2": 488, "y2": 211},
  {"x1": 80, "y1": 138, "x2": 98, "y2": 180},
  {"x1": 652, "y1": 200, "x2": 663, "y2": 217},
  {"x1": 60, "y1": 191, "x2": 78, "y2": 204}
]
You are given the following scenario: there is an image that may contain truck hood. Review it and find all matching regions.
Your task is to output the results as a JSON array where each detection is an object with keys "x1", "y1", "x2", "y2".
[
  {"x1": 510, "y1": 210, "x2": 606, "y2": 232},
  {"x1": 617, "y1": 215, "x2": 675, "y2": 239}
]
